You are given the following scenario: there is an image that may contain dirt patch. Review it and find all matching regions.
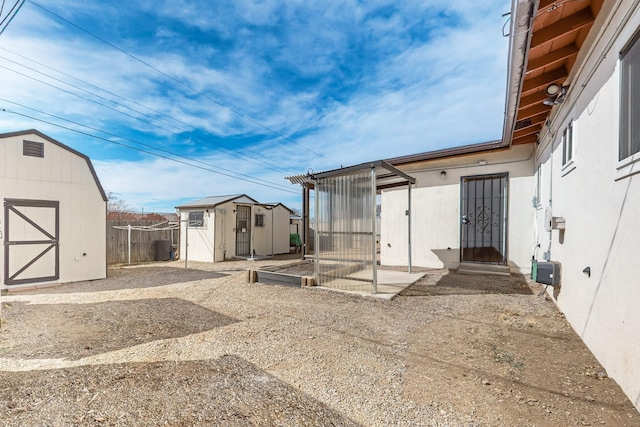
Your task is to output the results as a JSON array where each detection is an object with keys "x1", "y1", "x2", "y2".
[
  {"x1": 0, "y1": 260, "x2": 638, "y2": 426},
  {"x1": 0, "y1": 355, "x2": 357, "y2": 426},
  {"x1": 1, "y1": 298, "x2": 237, "y2": 360}
]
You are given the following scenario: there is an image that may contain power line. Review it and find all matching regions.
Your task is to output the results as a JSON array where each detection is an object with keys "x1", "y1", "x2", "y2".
[
  {"x1": 0, "y1": 0, "x2": 24, "y2": 35},
  {"x1": 28, "y1": 0, "x2": 341, "y2": 167},
  {"x1": 0, "y1": 58, "x2": 294, "y2": 175},
  {"x1": 0, "y1": 105, "x2": 299, "y2": 195},
  {"x1": 0, "y1": 46, "x2": 298, "y2": 174}
]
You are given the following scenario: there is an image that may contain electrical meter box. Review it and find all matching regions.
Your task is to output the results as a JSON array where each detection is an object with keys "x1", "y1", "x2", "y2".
[{"x1": 532, "y1": 261, "x2": 561, "y2": 287}]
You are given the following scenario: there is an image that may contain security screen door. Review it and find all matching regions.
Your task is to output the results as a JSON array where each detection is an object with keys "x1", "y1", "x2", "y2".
[
  {"x1": 460, "y1": 174, "x2": 507, "y2": 264},
  {"x1": 4, "y1": 199, "x2": 59, "y2": 285},
  {"x1": 235, "y1": 205, "x2": 251, "y2": 256}
]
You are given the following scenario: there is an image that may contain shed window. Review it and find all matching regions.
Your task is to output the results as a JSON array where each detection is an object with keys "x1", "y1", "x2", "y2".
[
  {"x1": 255, "y1": 214, "x2": 265, "y2": 227},
  {"x1": 620, "y1": 31, "x2": 640, "y2": 160},
  {"x1": 23, "y1": 140, "x2": 44, "y2": 157},
  {"x1": 188, "y1": 211, "x2": 205, "y2": 227}
]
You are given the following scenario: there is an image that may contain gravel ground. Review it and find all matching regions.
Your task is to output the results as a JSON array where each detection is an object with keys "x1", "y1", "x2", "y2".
[{"x1": 0, "y1": 257, "x2": 639, "y2": 426}]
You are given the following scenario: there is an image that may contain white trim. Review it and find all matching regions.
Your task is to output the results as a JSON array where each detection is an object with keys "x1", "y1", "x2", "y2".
[
  {"x1": 615, "y1": 151, "x2": 640, "y2": 180},
  {"x1": 561, "y1": 159, "x2": 576, "y2": 177}
]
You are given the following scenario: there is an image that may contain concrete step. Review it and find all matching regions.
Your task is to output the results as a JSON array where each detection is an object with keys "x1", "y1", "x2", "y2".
[{"x1": 456, "y1": 262, "x2": 511, "y2": 276}]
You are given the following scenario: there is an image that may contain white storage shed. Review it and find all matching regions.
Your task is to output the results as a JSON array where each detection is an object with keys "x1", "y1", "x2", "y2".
[
  {"x1": 0, "y1": 130, "x2": 107, "y2": 289},
  {"x1": 176, "y1": 194, "x2": 292, "y2": 263}
]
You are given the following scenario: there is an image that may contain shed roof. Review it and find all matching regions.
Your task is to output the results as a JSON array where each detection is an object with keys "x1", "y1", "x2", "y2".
[
  {"x1": 175, "y1": 194, "x2": 259, "y2": 209},
  {"x1": 0, "y1": 129, "x2": 108, "y2": 202}
]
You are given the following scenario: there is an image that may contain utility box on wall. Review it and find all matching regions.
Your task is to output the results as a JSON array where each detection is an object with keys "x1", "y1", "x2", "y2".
[{"x1": 532, "y1": 260, "x2": 561, "y2": 287}]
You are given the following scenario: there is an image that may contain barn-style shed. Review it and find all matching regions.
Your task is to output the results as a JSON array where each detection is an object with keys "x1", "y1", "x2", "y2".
[{"x1": 0, "y1": 129, "x2": 107, "y2": 288}]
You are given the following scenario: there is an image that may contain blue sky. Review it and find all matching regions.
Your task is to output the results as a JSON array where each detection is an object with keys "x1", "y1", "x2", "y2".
[{"x1": 0, "y1": 0, "x2": 510, "y2": 212}]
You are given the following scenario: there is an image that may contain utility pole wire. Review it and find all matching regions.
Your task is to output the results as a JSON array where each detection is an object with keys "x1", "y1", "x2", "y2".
[
  {"x1": 0, "y1": 59, "x2": 293, "y2": 174},
  {"x1": 0, "y1": 46, "x2": 296, "y2": 174},
  {"x1": 0, "y1": 0, "x2": 24, "y2": 35},
  {"x1": 0, "y1": 106, "x2": 300, "y2": 195},
  {"x1": 29, "y1": 0, "x2": 341, "y2": 167}
]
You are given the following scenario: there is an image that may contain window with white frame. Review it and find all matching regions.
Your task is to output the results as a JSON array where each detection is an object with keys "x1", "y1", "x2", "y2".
[
  {"x1": 188, "y1": 210, "x2": 205, "y2": 227},
  {"x1": 562, "y1": 121, "x2": 573, "y2": 166},
  {"x1": 620, "y1": 30, "x2": 640, "y2": 161}
]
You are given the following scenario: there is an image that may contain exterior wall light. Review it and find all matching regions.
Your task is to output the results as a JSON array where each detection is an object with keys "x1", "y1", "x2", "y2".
[
  {"x1": 543, "y1": 83, "x2": 569, "y2": 106},
  {"x1": 545, "y1": 83, "x2": 562, "y2": 96}
]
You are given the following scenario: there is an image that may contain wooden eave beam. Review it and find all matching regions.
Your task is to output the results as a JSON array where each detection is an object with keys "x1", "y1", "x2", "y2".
[
  {"x1": 517, "y1": 103, "x2": 552, "y2": 121},
  {"x1": 528, "y1": 44, "x2": 579, "y2": 73},
  {"x1": 538, "y1": 0, "x2": 558, "y2": 9},
  {"x1": 522, "y1": 67, "x2": 567, "y2": 94},
  {"x1": 515, "y1": 112, "x2": 549, "y2": 132},
  {"x1": 519, "y1": 91, "x2": 549, "y2": 110},
  {"x1": 531, "y1": 8, "x2": 594, "y2": 49},
  {"x1": 514, "y1": 124, "x2": 542, "y2": 140},
  {"x1": 513, "y1": 134, "x2": 539, "y2": 145}
]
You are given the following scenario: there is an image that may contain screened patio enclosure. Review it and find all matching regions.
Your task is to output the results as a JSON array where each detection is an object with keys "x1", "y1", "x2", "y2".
[{"x1": 289, "y1": 160, "x2": 415, "y2": 294}]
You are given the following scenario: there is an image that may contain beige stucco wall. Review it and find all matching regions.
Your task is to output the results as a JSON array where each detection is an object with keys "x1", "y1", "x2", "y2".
[
  {"x1": 381, "y1": 143, "x2": 535, "y2": 273},
  {"x1": 534, "y1": 1, "x2": 640, "y2": 410},
  {"x1": 252, "y1": 205, "x2": 291, "y2": 256},
  {"x1": 0, "y1": 132, "x2": 107, "y2": 288}
]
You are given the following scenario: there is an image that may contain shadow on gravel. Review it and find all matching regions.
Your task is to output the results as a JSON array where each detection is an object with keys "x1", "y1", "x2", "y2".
[
  {"x1": 0, "y1": 355, "x2": 360, "y2": 426},
  {"x1": 399, "y1": 271, "x2": 533, "y2": 296},
  {"x1": 1, "y1": 298, "x2": 238, "y2": 360},
  {"x1": 13, "y1": 267, "x2": 228, "y2": 294}
]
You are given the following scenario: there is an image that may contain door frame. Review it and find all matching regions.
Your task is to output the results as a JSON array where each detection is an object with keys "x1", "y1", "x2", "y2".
[
  {"x1": 4, "y1": 198, "x2": 60, "y2": 285},
  {"x1": 459, "y1": 173, "x2": 508, "y2": 265},
  {"x1": 235, "y1": 205, "x2": 251, "y2": 256}
]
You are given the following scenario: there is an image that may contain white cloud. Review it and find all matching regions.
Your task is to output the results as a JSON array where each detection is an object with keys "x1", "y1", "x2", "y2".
[{"x1": 0, "y1": 0, "x2": 511, "y2": 213}]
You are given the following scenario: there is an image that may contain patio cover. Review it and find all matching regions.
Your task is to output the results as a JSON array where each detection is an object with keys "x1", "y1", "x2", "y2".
[{"x1": 286, "y1": 160, "x2": 416, "y2": 294}]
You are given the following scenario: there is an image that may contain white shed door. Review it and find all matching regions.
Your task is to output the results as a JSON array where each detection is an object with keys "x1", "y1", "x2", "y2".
[{"x1": 4, "y1": 199, "x2": 59, "y2": 285}]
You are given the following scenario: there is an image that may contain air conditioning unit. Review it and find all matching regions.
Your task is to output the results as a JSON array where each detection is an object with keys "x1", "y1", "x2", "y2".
[{"x1": 532, "y1": 260, "x2": 561, "y2": 287}]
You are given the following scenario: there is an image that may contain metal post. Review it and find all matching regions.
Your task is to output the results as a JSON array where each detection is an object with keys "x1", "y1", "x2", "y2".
[
  {"x1": 127, "y1": 224, "x2": 131, "y2": 265},
  {"x1": 302, "y1": 185, "x2": 309, "y2": 257},
  {"x1": 314, "y1": 179, "x2": 319, "y2": 285},
  {"x1": 408, "y1": 183, "x2": 412, "y2": 273},
  {"x1": 185, "y1": 219, "x2": 189, "y2": 269},
  {"x1": 271, "y1": 207, "x2": 274, "y2": 257},
  {"x1": 371, "y1": 167, "x2": 377, "y2": 294}
]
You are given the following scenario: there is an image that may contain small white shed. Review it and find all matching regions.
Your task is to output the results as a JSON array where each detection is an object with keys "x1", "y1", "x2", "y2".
[
  {"x1": 176, "y1": 194, "x2": 292, "y2": 262},
  {"x1": 0, "y1": 129, "x2": 107, "y2": 289}
]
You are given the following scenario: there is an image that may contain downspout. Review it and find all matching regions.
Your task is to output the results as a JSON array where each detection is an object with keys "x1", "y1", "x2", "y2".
[
  {"x1": 407, "y1": 183, "x2": 412, "y2": 274},
  {"x1": 314, "y1": 178, "x2": 319, "y2": 286},
  {"x1": 371, "y1": 167, "x2": 378, "y2": 294}
]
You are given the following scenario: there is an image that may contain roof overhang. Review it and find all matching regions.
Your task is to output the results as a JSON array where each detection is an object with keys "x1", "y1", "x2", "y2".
[
  {"x1": 286, "y1": 160, "x2": 416, "y2": 191},
  {"x1": 503, "y1": 0, "x2": 605, "y2": 146}
]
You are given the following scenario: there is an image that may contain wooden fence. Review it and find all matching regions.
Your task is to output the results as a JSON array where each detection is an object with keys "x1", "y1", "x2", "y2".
[{"x1": 107, "y1": 221, "x2": 179, "y2": 265}]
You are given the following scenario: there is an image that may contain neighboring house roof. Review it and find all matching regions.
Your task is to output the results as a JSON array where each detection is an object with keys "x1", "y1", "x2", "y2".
[
  {"x1": 107, "y1": 211, "x2": 177, "y2": 222},
  {"x1": 385, "y1": 139, "x2": 503, "y2": 166},
  {"x1": 175, "y1": 194, "x2": 259, "y2": 209},
  {"x1": 0, "y1": 129, "x2": 108, "y2": 202},
  {"x1": 503, "y1": 0, "x2": 605, "y2": 147},
  {"x1": 260, "y1": 202, "x2": 295, "y2": 213}
]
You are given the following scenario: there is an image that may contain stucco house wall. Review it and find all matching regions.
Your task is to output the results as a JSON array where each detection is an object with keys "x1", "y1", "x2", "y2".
[
  {"x1": 0, "y1": 130, "x2": 107, "y2": 288},
  {"x1": 533, "y1": 1, "x2": 640, "y2": 409},
  {"x1": 381, "y1": 143, "x2": 535, "y2": 273}
]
